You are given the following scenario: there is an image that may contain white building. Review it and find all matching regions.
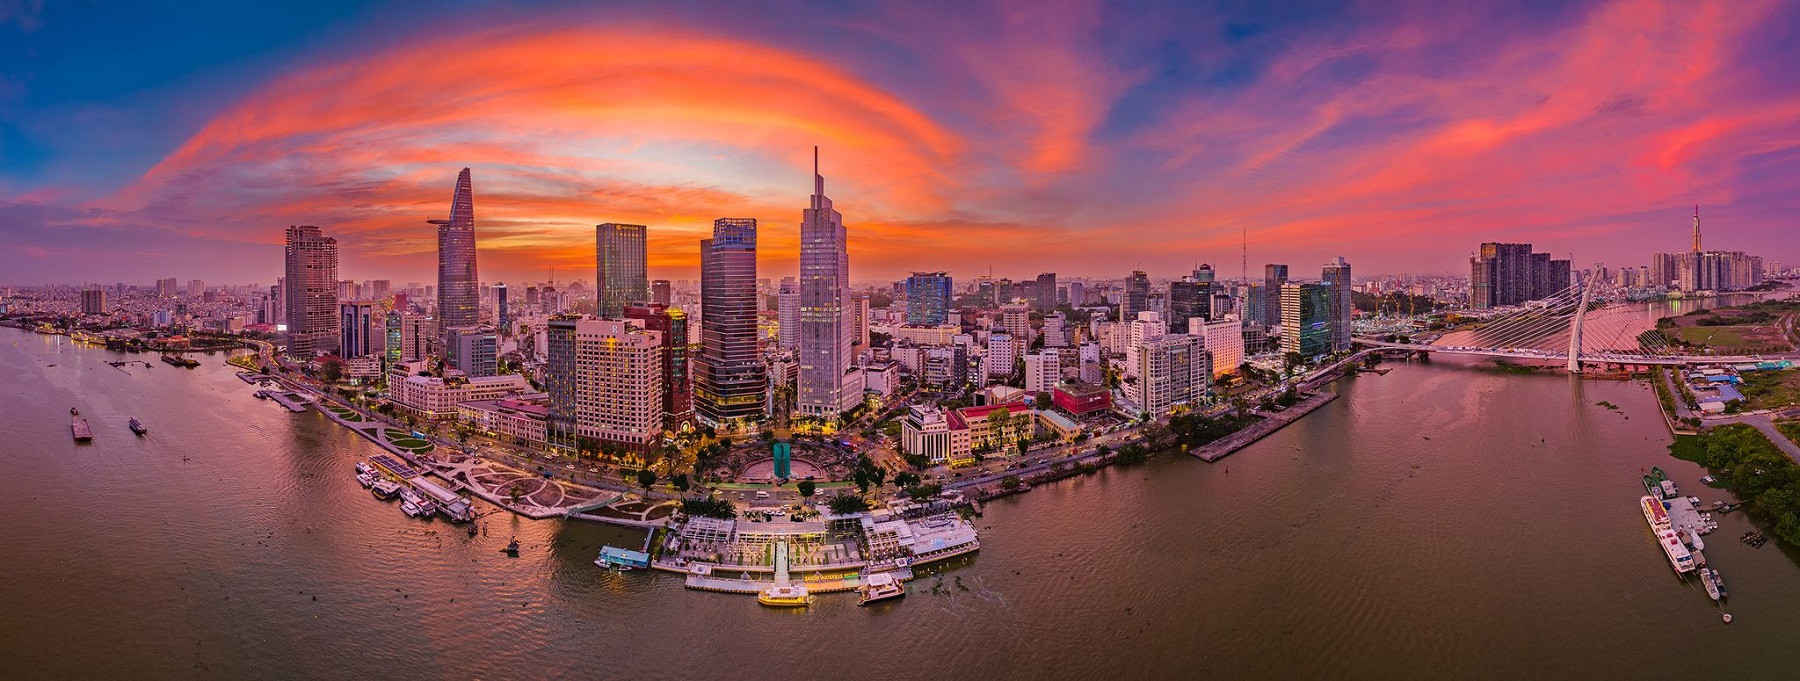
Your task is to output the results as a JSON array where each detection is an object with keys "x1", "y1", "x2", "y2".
[
  {"x1": 777, "y1": 276, "x2": 799, "y2": 351},
  {"x1": 1078, "y1": 341, "x2": 1102, "y2": 384},
  {"x1": 1126, "y1": 334, "x2": 1209, "y2": 417},
  {"x1": 985, "y1": 332, "x2": 1016, "y2": 378},
  {"x1": 1190, "y1": 316, "x2": 1245, "y2": 378},
  {"x1": 1124, "y1": 311, "x2": 1166, "y2": 378},
  {"x1": 562, "y1": 318, "x2": 665, "y2": 452},
  {"x1": 1001, "y1": 302, "x2": 1031, "y2": 354},
  {"x1": 1023, "y1": 349, "x2": 1060, "y2": 393},
  {"x1": 1042, "y1": 312, "x2": 1068, "y2": 348},
  {"x1": 388, "y1": 362, "x2": 531, "y2": 420}
]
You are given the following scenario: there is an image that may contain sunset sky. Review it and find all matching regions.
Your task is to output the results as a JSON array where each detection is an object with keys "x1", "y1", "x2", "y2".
[{"x1": 2, "y1": 0, "x2": 1798, "y2": 286}]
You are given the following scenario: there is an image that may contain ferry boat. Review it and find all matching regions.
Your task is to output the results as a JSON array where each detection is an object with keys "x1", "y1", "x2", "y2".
[
  {"x1": 1641, "y1": 495, "x2": 1696, "y2": 574},
  {"x1": 401, "y1": 499, "x2": 424, "y2": 517},
  {"x1": 857, "y1": 572, "x2": 906, "y2": 606},
  {"x1": 354, "y1": 461, "x2": 372, "y2": 476},
  {"x1": 757, "y1": 583, "x2": 812, "y2": 607},
  {"x1": 356, "y1": 472, "x2": 375, "y2": 488},
  {"x1": 1701, "y1": 568, "x2": 1723, "y2": 601},
  {"x1": 371, "y1": 479, "x2": 402, "y2": 500},
  {"x1": 128, "y1": 418, "x2": 147, "y2": 435}
]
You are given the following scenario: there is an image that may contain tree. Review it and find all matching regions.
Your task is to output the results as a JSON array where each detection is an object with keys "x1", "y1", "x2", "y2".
[
  {"x1": 853, "y1": 469, "x2": 871, "y2": 492},
  {"x1": 1035, "y1": 392, "x2": 1053, "y2": 410},
  {"x1": 670, "y1": 473, "x2": 690, "y2": 492},
  {"x1": 999, "y1": 475, "x2": 1022, "y2": 491},
  {"x1": 905, "y1": 484, "x2": 943, "y2": 501},
  {"x1": 1283, "y1": 351, "x2": 1306, "y2": 376},
  {"x1": 681, "y1": 497, "x2": 735, "y2": 519},
  {"x1": 827, "y1": 493, "x2": 870, "y2": 515},
  {"x1": 797, "y1": 479, "x2": 816, "y2": 497},
  {"x1": 1015, "y1": 438, "x2": 1030, "y2": 456},
  {"x1": 893, "y1": 471, "x2": 921, "y2": 489},
  {"x1": 635, "y1": 468, "x2": 657, "y2": 492},
  {"x1": 318, "y1": 357, "x2": 345, "y2": 384}
]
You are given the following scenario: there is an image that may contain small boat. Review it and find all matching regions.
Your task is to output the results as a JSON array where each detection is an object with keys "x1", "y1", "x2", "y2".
[
  {"x1": 356, "y1": 472, "x2": 375, "y2": 488},
  {"x1": 467, "y1": 524, "x2": 479, "y2": 537},
  {"x1": 71, "y1": 416, "x2": 93, "y2": 443},
  {"x1": 757, "y1": 583, "x2": 812, "y2": 607},
  {"x1": 1710, "y1": 568, "x2": 1728, "y2": 600},
  {"x1": 857, "y1": 572, "x2": 906, "y2": 606},
  {"x1": 371, "y1": 479, "x2": 402, "y2": 500},
  {"x1": 1700, "y1": 475, "x2": 1717, "y2": 484},
  {"x1": 1701, "y1": 567, "x2": 1722, "y2": 601},
  {"x1": 354, "y1": 461, "x2": 372, "y2": 475},
  {"x1": 128, "y1": 418, "x2": 147, "y2": 435},
  {"x1": 70, "y1": 407, "x2": 79, "y2": 416},
  {"x1": 502, "y1": 538, "x2": 520, "y2": 556},
  {"x1": 401, "y1": 500, "x2": 423, "y2": 517}
]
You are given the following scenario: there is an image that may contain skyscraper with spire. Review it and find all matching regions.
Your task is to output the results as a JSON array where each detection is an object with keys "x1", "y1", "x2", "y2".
[
  {"x1": 1692, "y1": 204, "x2": 1703, "y2": 253},
  {"x1": 797, "y1": 147, "x2": 861, "y2": 420},
  {"x1": 431, "y1": 168, "x2": 480, "y2": 337}
]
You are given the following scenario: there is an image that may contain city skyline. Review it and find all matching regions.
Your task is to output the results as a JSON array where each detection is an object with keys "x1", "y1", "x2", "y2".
[{"x1": 4, "y1": 0, "x2": 1800, "y2": 285}]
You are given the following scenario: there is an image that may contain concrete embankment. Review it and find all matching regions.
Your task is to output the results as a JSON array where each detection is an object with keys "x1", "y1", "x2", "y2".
[{"x1": 1191, "y1": 390, "x2": 1338, "y2": 462}]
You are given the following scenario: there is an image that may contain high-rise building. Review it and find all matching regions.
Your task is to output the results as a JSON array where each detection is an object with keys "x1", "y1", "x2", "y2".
[
  {"x1": 385, "y1": 314, "x2": 404, "y2": 364},
  {"x1": 1280, "y1": 282, "x2": 1331, "y2": 357},
  {"x1": 432, "y1": 168, "x2": 479, "y2": 335},
  {"x1": 368, "y1": 280, "x2": 391, "y2": 300},
  {"x1": 284, "y1": 225, "x2": 340, "y2": 358},
  {"x1": 626, "y1": 303, "x2": 694, "y2": 432},
  {"x1": 996, "y1": 278, "x2": 1014, "y2": 306},
  {"x1": 187, "y1": 279, "x2": 205, "y2": 298},
  {"x1": 652, "y1": 279, "x2": 672, "y2": 306},
  {"x1": 777, "y1": 277, "x2": 800, "y2": 350},
  {"x1": 1127, "y1": 334, "x2": 1208, "y2": 417},
  {"x1": 1023, "y1": 349, "x2": 1060, "y2": 392},
  {"x1": 1035, "y1": 272, "x2": 1057, "y2": 312},
  {"x1": 393, "y1": 313, "x2": 437, "y2": 363},
  {"x1": 1192, "y1": 316, "x2": 1245, "y2": 377},
  {"x1": 1192, "y1": 264, "x2": 1215, "y2": 283},
  {"x1": 905, "y1": 272, "x2": 952, "y2": 326},
  {"x1": 1262, "y1": 264, "x2": 1288, "y2": 327},
  {"x1": 81, "y1": 289, "x2": 107, "y2": 316},
  {"x1": 695, "y1": 218, "x2": 767, "y2": 428},
  {"x1": 597, "y1": 223, "x2": 648, "y2": 318},
  {"x1": 852, "y1": 294, "x2": 871, "y2": 348},
  {"x1": 1169, "y1": 277, "x2": 1212, "y2": 333},
  {"x1": 339, "y1": 301, "x2": 376, "y2": 358},
  {"x1": 1069, "y1": 281, "x2": 1086, "y2": 307},
  {"x1": 797, "y1": 148, "x2": 860, "y2": 420},
  {"x1": 446, "y1": 326, "x2": 497, "y2": 377},
  {"x1": 156, "y1": 277, "x2": 179, "y2": 298},
  {"x1": 1123, "y1": 271, "x2": 1150, "y2": 321},
  {"x1": 1001, "y1": 302, "x2": 1031, "y2": 354},
  {"x1": 545, "y1": 317, "x2": 665, "y2": 453},
  {"x1": 494, "y1": 282, "x2": 510, "y2": 333},
  {"x1": 1322, "y1": 257, "x2": 1353, "y2": 352},
  {"x1": 1469, "y1": 243, "x2": 1568, "y2": 309}
]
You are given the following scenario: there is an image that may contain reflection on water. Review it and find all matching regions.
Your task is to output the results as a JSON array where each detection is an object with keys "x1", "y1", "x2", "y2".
[{"x1": 3, "y1": 327, "x2": 1800, "y2": 679}]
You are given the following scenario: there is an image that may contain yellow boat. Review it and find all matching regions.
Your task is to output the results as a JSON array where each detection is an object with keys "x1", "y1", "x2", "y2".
[{"x1": 757, "y1": 584, "x2": 812, "y2": 607}]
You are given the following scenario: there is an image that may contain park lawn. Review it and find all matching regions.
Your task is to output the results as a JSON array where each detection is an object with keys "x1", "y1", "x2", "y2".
[
  {"x1": 1739, "y1": 369, "x2": 1800, "y2": 410},
  {"x1": 1668, "y1": 325, "x2": 1755, "y2": 349}
]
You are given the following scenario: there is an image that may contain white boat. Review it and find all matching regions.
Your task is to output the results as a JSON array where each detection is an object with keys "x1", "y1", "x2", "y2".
[
  {"x1": 355, "y1": 462, "x2": 372, "y2": 475},
  {"x1": 356, "y1": 472, "x2": 375, "y2": 488},
  {"x1": 857, "y1": 572, "x2": 906, "y2": 606},
  {"x1": 401, "y1": 500, "x2": 423, "y2": 517},
  {"x1": 399, "y1": 488, "x2": 436, "y2": 518},
  {"x1": 371, "y1": 479, "x2": 402, "y2": 500},
  {"x1": 1641, "y1": 496, "x2": 1696, "y2": 574},
  {"x1": 1701, "y1": 568, "x2": 1722, "y2": 601}
]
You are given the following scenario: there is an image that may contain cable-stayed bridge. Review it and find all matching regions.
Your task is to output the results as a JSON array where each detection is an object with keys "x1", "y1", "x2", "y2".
[{"x1": 1356, "y1": 267, "x2": 1800, "y2": 370}]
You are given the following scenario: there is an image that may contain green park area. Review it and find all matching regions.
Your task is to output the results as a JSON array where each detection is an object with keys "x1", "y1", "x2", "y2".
[
  {"x1": 1658, "y1": 301, "x2": 1799, "y2": 354},
  {"x1": 323, "y1": 404, "x2": 365, "y2": 422},
  {"x1": 382, "y1": 428, "x2": 435, "y2": 454},
  {"x1": 1671, "y1": 424, "x2": 1800, "y2": 545},
  {"x1": 1737, "y1": 369, "x2": 1800, "y2": 410}
]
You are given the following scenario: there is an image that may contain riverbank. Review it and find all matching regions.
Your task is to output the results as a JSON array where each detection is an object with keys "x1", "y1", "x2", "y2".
[{"x1": 1192, "y1": 390, "x2": 1338, "y2": 462}]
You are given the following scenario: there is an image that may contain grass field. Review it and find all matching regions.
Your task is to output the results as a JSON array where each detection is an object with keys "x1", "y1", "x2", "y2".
[
  {"x1": 1739, "y1": 369, "x2": 1800, "y2": 410},
  {"x1": 1667, "y1": 325, "x2": 1788, "y2": 353}
]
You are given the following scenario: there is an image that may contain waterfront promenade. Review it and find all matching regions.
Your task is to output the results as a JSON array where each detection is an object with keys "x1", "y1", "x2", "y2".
[{"x1": 1193, "y1": 391, "x2": 1338, "y2": 462}]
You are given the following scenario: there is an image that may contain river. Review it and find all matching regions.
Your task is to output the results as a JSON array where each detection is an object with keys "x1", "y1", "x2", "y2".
[{"x1": 3, "y1": 325, "x2": 1799, "y2": 679}]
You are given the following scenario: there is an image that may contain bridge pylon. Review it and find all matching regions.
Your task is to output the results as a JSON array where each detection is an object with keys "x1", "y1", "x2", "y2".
[{"x1": 1567, "y1": 263, "x2": 1600, "y2": 373}]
